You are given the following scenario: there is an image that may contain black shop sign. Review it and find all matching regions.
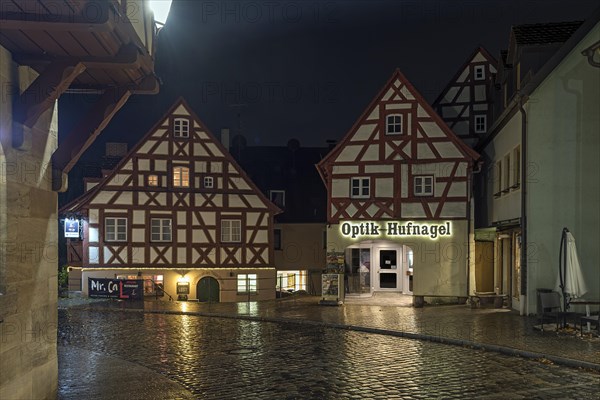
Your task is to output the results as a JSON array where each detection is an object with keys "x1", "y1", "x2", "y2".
[{"x1": 88, "y1": 278, "x2": 144, "y2": 300}]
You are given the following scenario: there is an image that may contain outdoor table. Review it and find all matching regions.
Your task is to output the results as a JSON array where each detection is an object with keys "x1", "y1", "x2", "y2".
[{"x1": 569, "y1": 298, "x2": 600, "y2": 332}]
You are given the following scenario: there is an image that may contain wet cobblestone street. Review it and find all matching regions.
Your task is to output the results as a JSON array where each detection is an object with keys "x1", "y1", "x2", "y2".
[{"x1": 58, "y1": 309, "x2": 600, "y2": 399}]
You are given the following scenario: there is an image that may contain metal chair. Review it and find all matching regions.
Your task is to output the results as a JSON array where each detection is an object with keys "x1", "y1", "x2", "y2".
[
  {"x1": 539, "y1": 292, "x2": 575, "y2": 331},
  {"x1": 580, "y1": 314, "x2": 599, "y2": 336}
]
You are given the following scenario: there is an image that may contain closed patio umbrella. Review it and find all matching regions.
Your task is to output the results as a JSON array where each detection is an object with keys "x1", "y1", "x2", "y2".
[{"x1": 556, "y1": 228, "x2": 588, "y2": 315}]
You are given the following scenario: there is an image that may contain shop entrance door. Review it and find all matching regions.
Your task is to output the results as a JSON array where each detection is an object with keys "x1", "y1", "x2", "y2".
[
  {"x1": 197, "y1": 277, "x2": 220, "y2": 302},
  {"x1": 376, "y1": 249, "x2": 401, "y2": 290}
]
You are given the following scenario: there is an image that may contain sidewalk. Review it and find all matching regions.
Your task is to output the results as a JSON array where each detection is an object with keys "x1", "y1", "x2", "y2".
[{"x1": 59, "y1": 293, "x2": 600, "y2": 370}]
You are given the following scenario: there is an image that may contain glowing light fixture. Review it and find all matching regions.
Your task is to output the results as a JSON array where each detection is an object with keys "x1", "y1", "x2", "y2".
[{"x1": 148, "y1": 0, "x2": 173, "y2": 25}]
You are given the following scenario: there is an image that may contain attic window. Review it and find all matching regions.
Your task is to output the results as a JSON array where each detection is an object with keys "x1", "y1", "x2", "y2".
[
  {"x1": 474, "y1": 115, "x2": 487, "y2": 133},
  {"x1": 173, "y1": 118, "x2": 190, "y2": 138},
  {"x1": 269, "y1": 190, "x2": 285, "y2": 208},
  {"x1": 385, "y1": 114, "x2": 403, "y2": 135},
  {"x1": 474, "y1": 65, "x2": 485, "y2": 80}
]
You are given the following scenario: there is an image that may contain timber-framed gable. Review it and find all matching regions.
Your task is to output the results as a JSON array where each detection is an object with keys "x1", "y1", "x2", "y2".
[
  {"x1": 433, "y1": 47, "x2": 498, "y2": 147},
  {"x1": 61, "y1": 98, "x2": 280, "y2": 270},
  {"x1": 317, "y1": 69, "x2": 480, "y2": 225}
]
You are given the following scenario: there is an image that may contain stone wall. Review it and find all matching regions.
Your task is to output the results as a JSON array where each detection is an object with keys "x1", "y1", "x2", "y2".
[{"x1": 0, "y1": 45, "x2": 59, "y2": 400}]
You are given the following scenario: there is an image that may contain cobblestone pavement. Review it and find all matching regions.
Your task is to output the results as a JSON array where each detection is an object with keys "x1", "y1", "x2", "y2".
[
  {"x1": 58, "y1": 308, "x2": 600, "y2": 399},
  {"x1": 62, "y1": 294, "x2": 600, "y2": 367}
]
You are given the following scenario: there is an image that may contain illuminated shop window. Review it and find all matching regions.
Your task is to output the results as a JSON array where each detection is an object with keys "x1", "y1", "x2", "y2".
[{"x1": 237, "y1": 274, "x2": 257, "y2": 293}]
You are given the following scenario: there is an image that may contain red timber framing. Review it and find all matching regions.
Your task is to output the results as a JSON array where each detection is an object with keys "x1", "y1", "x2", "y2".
[
  {"x1": 432, "y1": 47, "x2": 497, "y2": 145},
  {"x1": 60, "y1": 98, "x2": 281, "y2": 270},
  {"x1": 317, "y1": 69, "x2": 480, "y2": 224}
]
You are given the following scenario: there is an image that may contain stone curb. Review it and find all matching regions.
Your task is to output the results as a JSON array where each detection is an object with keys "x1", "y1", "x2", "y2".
[{"x1": 65, "y1": 305, "x2": 600, "y2": 372}]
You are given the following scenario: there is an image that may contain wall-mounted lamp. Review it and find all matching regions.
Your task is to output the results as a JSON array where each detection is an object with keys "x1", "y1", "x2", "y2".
[{"x1": 582, "y1": 41, "x2": 600, "y2": 68}]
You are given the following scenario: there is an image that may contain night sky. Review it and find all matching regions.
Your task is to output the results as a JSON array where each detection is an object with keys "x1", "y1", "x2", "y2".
[{"x1": 59, "y1": 0, "x2": 598, "y2": 152}]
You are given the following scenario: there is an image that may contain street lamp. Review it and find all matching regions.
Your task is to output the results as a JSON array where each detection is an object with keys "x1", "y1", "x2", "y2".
[{"x1": 148, "y1": 0, "x2": 173, "y2": 25}]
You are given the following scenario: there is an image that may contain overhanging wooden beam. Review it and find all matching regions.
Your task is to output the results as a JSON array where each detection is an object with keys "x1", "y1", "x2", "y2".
[
  {"x1": 51, "y1": 87, "x2": 131, "y2": 191},
  {"x1": 13, "y1": 43, "x2": 142, "y2": 70},
  {"x1": 12, "y1": 60, "x2": 86, "y2": 149},
  {"x1": 0, "y1": 4, "x2": 112, "y2": 32}
]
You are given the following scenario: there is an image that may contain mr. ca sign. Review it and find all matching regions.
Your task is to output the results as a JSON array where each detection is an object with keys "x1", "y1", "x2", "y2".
[{"x1": 340, "y1": 221, "x2": 452, "y2": 240}]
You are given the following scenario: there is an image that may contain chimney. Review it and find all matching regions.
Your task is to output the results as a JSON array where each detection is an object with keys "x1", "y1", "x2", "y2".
[{"x1": 221, "y1": 128, "x2": 230, "y2": 150}]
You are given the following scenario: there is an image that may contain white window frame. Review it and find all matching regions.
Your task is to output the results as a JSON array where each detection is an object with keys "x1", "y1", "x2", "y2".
[
  {"x1": 237, "y1": 274, "x2": 257, "y2": 294},
  {"x1": 173, "y1": 166, "x2": 190, "y2": 187},
  {"x1": 105, "y1": 217, "x2": 127, "y2": 242},
  {"x1": 151, "y1": 218, "x2": 172, "y2": 242},
  {"x1": 173, "y1": 117, "x2": 190, "y2": 138},
  {"x1": 269, "y1": 190, "x2": 285, "y2": 207},
  {"x1": 385, "y1": 114, "x2": 403, "y2": 135},
  {"x1": 221, "y1": 219, "x2": 241, "y2": 243},
  {"x1": 414, "y1": 176, "x2": 434, "y2": 196},
  {"x1": 474, "y1": 65, "x2": 485, "y2": 80},
  {"x1": 512, "y1": 146, "x2": 521, "y2": 189},
  {"x1": 503, "y1": 153, "x2": 511, "y2": 192},
  {"x1": 350, "y1": 177, "x2": 370, "y2": 199},
  {"x1": 494, "y1": 160, "x2": 502, "y2": 196},
  {"x1": 474, "y1": 115, "x2": 487, "y2": 133},
  {"x1": 204, "y1": 176, "x2": 214, "y2": 189},
  {"x1": 147, "y1": 174, "x2": 159, "y2": 187}
]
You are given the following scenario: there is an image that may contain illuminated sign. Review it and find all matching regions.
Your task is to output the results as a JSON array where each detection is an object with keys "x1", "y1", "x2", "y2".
[
  {"x1": 64, "y1": 219, "x2": 80, "y2": 238},
  {"x1": 340, "y1": 221, "x2": 452, "y2": 240}
]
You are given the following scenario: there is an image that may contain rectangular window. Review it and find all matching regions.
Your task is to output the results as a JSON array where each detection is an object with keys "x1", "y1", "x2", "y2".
[
  {"x1": 151, "y1": 218, "x2": 172, "y2": 242},
  {"x1": 221, "y1": 219, "x2": 241, "y2": 243},
  {"x1": 147, "y1": 174, "x2": 159, "y2": 186},
  {"x1": 414, "y1": 176, "x2": 434, "y2": 196},
  {"x1": 173, "y1": 118, "x2": 190, "y2": 138},
  {"x1": 269, "y1": 190, "x2": 285, "y2": 208},
  {"x1": 386, "y1": 114, "x2": 403, "y2": 135},
  {"x1": 105, "y1": 217, "x2": 127, "y2": 241},
  {"x1": 512, "y1": 146, "x2": 521, "y2": 188},
  {"x1": 503, "y1": 153, "x2": 511, "y2": 192},
  {"x1": 494, "y1": 161, "x2": 502, "y2": 196},
  {"x1": 350, "y1": 177, "x2": 370, "y2": 198},
  {"x1": 474, "y1": 115, "x2": 487, "y2": 133},
  {"x1": 274, "y1": 228, "x2": 282, "y2": 250},
  {"x1": 204, "y1": 176, "x2": 214, "y2": 188},
  {"x1": 173, "y1": 166, "x2": 190, "y2": 187},
  {"x1": 237, "y1": 274, "x2": 257, "y2": 294},
  {"x1": 474, "y1": 65, "x2": 485, "y2": 80}
]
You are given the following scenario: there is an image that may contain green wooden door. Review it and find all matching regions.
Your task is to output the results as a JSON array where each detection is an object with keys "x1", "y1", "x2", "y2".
[{"x1": 197, "y1": 277, "x2": 220, "y2": 302}]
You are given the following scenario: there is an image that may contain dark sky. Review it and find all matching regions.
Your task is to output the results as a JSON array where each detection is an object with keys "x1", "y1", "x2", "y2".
[{"x1": 59, "y1": 0, "x2": 598, "y2": 151}]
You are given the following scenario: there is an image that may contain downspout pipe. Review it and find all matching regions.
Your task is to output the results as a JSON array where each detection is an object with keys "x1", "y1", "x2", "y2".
[{"x1": 518, "y1": 95, "x2": 528, "y2": 315}]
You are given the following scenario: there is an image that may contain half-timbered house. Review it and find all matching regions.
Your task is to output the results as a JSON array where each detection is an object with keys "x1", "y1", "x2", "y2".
[
  {"x1": 433, "y1": 47, "x2": 497, "y2": 148},
  {"x1": 61, "y1": 99, "x2": 280, "y2": 302},
  {"x1": 317, "y1": 69, "x2": 480, "y2": 305}
]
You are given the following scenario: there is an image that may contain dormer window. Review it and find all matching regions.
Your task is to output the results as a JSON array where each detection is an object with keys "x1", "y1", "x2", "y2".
[
  {"x1": 173, "y1": 118, "x2": 190, "y2": 138},
  {"x1": 474, "y1": 65, "x2": 485, "y2": 80},
  {"x1": 386, "y1": 114, "x2": 403, "y2": 135}
]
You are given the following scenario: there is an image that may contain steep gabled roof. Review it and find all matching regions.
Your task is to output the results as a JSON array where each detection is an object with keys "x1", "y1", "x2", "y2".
[
  {"x1": 317, "y1": 68, "x2": 480, "y2": 179},
  {"x1": 60, "y1": 98, "x2": 281, "y2": 215},
  {"x1": 507, "y1": 20, "x2": 584, "y2": 62},
  {"x1": 432, "y1": 46, "x2": 498, "y2": 108}
]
